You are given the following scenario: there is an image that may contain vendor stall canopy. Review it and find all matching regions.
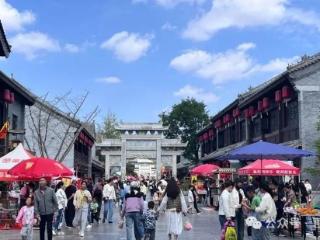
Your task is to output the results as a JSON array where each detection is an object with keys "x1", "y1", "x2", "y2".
[
  {"x1": 0, "y1": 143, "x2": 34, "y2": 181},
  {"x1": 238, "y1": 159, "x2": 300, "y2": 176},
  {"x1": 190, "y1": 164, "x2": 219, "y2": 176},
  {"x1": 218, "y1": 140, "x2": 315, "y2": 160}
]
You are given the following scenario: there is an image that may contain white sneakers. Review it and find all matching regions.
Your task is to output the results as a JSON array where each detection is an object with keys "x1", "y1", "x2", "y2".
[
  {"x1": 79, "y1": 232, "x2": 84, "y2": 237},
  {"x1": 86, "y1": 224, "x2": 92, "y2": 229}
]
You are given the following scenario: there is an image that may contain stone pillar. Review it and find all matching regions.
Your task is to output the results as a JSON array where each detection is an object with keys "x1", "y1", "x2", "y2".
[
  {"x1": 245, "y1": 119, "x2": 250, "y2": 142},
  {"x1": 121, "y1": 139, "x2": 127, "y2": 177},
  {"x1": 104, "y1": 154, "x2": 110, "y2": 179},
  {"x1": 156, "y1": 139, "x2": 162, "y2": 180},
  {"x1": 172, "y1": 155, "x2": 177, "y2": 178},
  {"x1": 88, "y1": 147, "x2": 92, "y2": 178}
]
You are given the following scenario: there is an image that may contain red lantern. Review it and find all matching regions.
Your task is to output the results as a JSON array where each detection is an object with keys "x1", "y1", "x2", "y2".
[
  {"x1": 275, "y1": 90, "x2": 282, "y2": 103},
  {"x1": 203, "y1": 132, "x2": 208, "y2": 141},
  {"x1": 10, "y1": 92, "x2": 15, "y2": 103},
  {"x1": 282, "y1": 86, "x2": 291, "y2": 99},
  {"x1": 257, "y1": 101, "x2": 263, "y2": 112},
  {"x1": 223, "y1": 114, "x2": 231, "y2": 124},
  {"x1": 244, "y1": 109, "x2": 250, "y2": 119},
  {"x1": 262, "y1": 97, "x2": 270, "y2": 110},
  {"x1": 233, "y1": 108, "x2": 240, "y2": 118},
  {"x1": 214, "y1": 119, "x2": 222, "y2": 128},
  {"x1": 248, "y1": 106, "x2": 255, "y2": 117},
  {"x1": 208, "y1": 129, "x2": 214, "y2": 137},
  {"x1": 3, "y1": 89, "x2": 11, "y2": 103}
]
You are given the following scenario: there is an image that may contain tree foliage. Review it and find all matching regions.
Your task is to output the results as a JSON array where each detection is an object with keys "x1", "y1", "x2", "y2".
[
  {"x1": 160, "y1": 98, "x2": 210, "y2": 162},
  {"x1": 100, "y1": 111, "x2": 120, "y2": 139}
]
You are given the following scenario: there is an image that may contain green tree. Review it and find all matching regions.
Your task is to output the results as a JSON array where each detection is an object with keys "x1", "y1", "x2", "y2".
[
  {"x1": 100, "y1": 112, "x2": 120, "y2": 139},
  {"x1": 160, "y1": 98, "x2": 210, "y2": 162},
  {"x1": 305, "y1": 119, "x2": 320, "y2": 175}
]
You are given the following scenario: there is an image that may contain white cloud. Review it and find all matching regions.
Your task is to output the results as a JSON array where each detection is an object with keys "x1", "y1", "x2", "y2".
[
  {"x1": 96, "y1": 76, "x2": 121, "y2": 84},
  {"x1": 64, "y1": 43, "x2": 80, "y2": 53},
  {"x1": 10, "y1": 32, "x2": 60, "y2": 59},
  {"x1": 101, "y1": 31, "x2": 153, "y2": 62},
  {"x1": 0, "y1": 0, "x2": 35, "y2": 32},
  {"x1": 161, "y1": 22, "x2": 177, "y2": 31},
  {"x1": 132, "y1": 0, "x2": 205, "y2": 8},
  {"x1": 174, "y1": 85, "x2": 219, "y2": 104},
  {"x1": 183, "y1": 0, "x2": 320, "y2": 41},
  {"x1": 170, "y1": 42, "x2": 297, "y2": 85}
]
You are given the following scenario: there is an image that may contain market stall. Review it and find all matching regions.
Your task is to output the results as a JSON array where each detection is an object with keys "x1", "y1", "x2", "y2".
[
  {"x1": 0, "y1": 144, "x2": 34, "y2": 230},
  {"x1": 211, "y1": 168, "x2": 237, "y2": 208},
  {"x1": 219, "y1": 140, "x2": 317, "y2": 238}
]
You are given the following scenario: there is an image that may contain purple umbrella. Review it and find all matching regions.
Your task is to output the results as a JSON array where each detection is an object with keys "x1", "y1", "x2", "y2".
[{"x1": 218, "y1": 140, "x2": 315, "y2": 161}]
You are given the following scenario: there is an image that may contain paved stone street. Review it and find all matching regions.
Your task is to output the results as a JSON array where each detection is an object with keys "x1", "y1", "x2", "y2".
[{"x1": 2, "y1": 207, "x2": 307, "y2": 240}]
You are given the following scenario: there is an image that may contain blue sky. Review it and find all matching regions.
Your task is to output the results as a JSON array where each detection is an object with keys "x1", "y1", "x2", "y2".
[{"x1": 1, "y1": 0, "x2": 320, "y2": 123}]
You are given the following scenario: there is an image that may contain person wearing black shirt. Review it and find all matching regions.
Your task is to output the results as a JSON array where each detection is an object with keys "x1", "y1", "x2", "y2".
[{"x1": 65, "y1": 180, "x2": 77, "y2": 227}]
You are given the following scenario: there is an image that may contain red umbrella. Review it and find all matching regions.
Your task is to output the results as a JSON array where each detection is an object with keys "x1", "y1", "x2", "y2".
[
  {"x1": 238, "y1": 159, "x2": 300, "y2": 176},
  {"x1": 190, "y1": 164, "x2": 219, "y2": 176},
  {"x1": 8, "y1": 157, "x2": 73, "y2": 180}
]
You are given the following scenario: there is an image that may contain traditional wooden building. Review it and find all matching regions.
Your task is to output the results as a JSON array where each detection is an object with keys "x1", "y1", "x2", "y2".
[
  {"x1": 0, "y1": 72, "x2": 35, "y2": 155},
  {"x1": 198, "y1": 53, "x2": 320, "y2": 184},
  {"x1": 0, "y1": 21, "x2": 35, "y2": 155},
  {"x1": 0, "y1": 21, "x2": 10, "y2": 58}
]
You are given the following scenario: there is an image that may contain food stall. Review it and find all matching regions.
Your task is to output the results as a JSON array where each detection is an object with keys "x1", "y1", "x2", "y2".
[{"x1": 210, "y1": 168, "x2": 237, "y2": 208}]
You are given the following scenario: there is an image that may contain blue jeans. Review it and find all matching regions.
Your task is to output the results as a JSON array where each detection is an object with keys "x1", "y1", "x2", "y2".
[
  {"x1": 104, "y1": 200, "x2": 114, "y2": 222},
  {"x1": 126, "y1": 212, "x2": 144, "y2": 240},
  {"x1": 53, "y1": 209, "x2": 64, "y2": 231},
  {"x1": 219, "y1": 215, "x2": 226, "y2": 229}
]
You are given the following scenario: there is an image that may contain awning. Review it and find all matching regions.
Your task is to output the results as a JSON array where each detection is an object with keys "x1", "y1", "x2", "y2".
[
  {"x1": 238, "y1": 159, "x2": 300, "y2": 176},
  {"x1": 0, "y1": 143, "x2": 34, "y2": 181}
]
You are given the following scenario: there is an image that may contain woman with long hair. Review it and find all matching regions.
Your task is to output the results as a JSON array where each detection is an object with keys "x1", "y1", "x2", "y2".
[
  {"x1": 158, "y1": 178, "x2": 187, "y2": 240},
  {"x1": 121, "y1": 181, "x2": 144, "y2": 240},
  {"x1": 53, "y1": 182, "x2": 67, "y2": 236}
]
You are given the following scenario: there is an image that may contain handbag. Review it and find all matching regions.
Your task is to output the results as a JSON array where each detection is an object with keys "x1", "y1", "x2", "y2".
[
  {"x1": 118, "y1": 219, "x2": 124, "y2": 229},
  {"x1": 225, "y1": 226, "x2": 237, "y2": 240},
  {"x1": 220, "y1": 220, "x2": 236, "y2": 240},
  {"x1": 184, "y1": 219, "x2": 192, "y2": 231}
]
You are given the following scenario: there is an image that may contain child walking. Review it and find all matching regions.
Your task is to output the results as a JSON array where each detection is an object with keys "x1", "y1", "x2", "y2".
[
  {"x1": 143, "y1": 201, "x2": 158, "y2": 240},
  {"x1": 16, "y1": 197, "x2": 35, "y2": 240},
  {"x1": 90, "y1": 197, "x2": 100, "y2": 224}
]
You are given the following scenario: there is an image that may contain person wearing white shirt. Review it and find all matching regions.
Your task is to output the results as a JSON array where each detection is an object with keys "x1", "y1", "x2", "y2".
[
  {"x1": 187, "y1": 185, "x2": 195, "y2": 213},
  {"x1": 218, "y1": 181, "x2": 234, "y2": 229},
  {"x1": 304, "y1": 179, "x2": 312, "y2": 195},
  {"x1": 255, "y1": 182, "x2": 277, "y2": 240},
  {"x1": 53, "y1": 182, "x2": 68, "y2": 236},
  {"x1": 102, "y1": 179, "x2": 116, "y2": 223}
]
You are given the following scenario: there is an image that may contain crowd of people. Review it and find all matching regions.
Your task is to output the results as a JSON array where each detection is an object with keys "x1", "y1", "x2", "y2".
[
  {"x1": 11, "y1": 175, "x2": 315, "y2": 240},
  {"x1": 13, "y1": 176, "x2": 193, "y2": 240},
  {"x1": 217, "y1": 177, "x2": 313, "y2": 240}
]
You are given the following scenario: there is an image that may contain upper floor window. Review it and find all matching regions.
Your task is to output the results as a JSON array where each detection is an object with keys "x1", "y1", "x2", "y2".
[{"x1": 12, "y1": 114, "x2": 18, "y2": 130}]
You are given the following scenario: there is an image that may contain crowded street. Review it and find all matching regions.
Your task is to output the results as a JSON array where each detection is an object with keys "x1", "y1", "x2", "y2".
[
  {"x1": 1, "y1": 1, "x2": 320, "y2": 240},
  {"x1": 3, "y1": 206, "x2": 300, "y2": 240}
]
